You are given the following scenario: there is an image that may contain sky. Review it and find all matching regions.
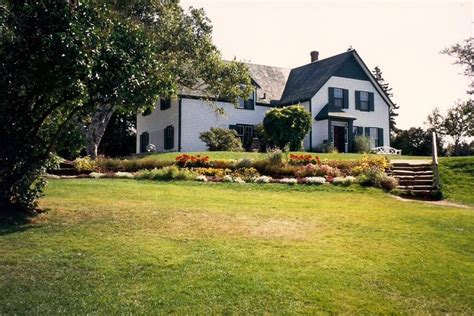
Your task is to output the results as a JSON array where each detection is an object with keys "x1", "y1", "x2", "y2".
[{"x1": 181, "y1": 0, "x2": 472, "y2": 129}]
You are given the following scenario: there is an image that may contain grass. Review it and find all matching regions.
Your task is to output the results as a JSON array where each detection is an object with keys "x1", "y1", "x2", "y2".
[
  {"x1": 439, "y1": 156, "x2": 474, "y2": 206},
  {"x1": 137, "y1": 151, "x2": 430, "y2": 161},
  {"x1": 1, "y1": 179, "x2": 473, "y2": 314}
]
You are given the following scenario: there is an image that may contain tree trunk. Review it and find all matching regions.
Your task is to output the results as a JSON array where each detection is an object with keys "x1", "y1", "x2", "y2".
[{"x1": 80, "y1": 103, "x2": 116, "y2": 159}]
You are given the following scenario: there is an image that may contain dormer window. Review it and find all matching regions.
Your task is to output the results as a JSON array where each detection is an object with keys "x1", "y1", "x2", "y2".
[
  {"x1": 333, "y1": 88, "x2": 344, "y2": 107},
  {"x1": 238, "y1": 90, "x2": 255, "y2": 110}
]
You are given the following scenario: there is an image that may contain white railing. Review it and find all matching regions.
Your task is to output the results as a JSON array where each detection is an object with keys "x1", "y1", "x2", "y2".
[{"x1": 371, "y1": 146, "x2": 402, "y2": 155}]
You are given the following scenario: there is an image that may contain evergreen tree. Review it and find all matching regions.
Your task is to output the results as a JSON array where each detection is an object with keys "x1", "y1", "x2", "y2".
[{"x1": 372, "y1": 66, "x2": 399, "y2": 136}]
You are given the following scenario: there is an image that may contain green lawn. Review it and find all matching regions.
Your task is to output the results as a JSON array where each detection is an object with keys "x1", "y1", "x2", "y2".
[
  {"x1": 1, "y1": 179, "x2": 473, "y2": 314},
  {"x1": 139, "y1": 151, "x2": 430, "y2": 161},
  {"x1": 439, "y1": 156, "x2": 474, "y2": 206}
]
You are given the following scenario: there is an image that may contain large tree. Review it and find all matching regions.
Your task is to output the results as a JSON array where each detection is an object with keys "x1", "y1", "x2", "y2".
[
  {"x1": 372, "y1": 66, "x2": 399, "y2": 135},
  {"x1": 426, "y1": 102, "x2": 473, "y2": 156},
  {"x1": 0, "y1": 0, "x2": 251, "y2": 213},
  {"x1": 79, "y1": 1, "x2": 252, "y2": 158},
  {"x1": 391, "y1": 127, "x2": 443, "y2": 156},
  {"x1": 441, "y1": 101, "x2": 473, "y2": 155},
  {"x1": 441, "y1": 37, "x2": 474, "y2": 95}
]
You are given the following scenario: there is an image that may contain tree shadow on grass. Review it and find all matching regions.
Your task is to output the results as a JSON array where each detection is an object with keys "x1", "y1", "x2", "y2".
[{"x1": 0, "y1": 208, "x2": 47, "y2": 236}]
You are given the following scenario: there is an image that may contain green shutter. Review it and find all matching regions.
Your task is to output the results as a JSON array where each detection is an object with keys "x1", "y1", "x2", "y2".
[
  {"x1": 343, "y1": 89, "x2": 349, "y2": 109},
  {"x1": 171, "y1": 126, "x2": 175, "y2": 149},
  {"x1": 328, "y1": 87, "x2": 334, "y2": 106},
  {"x1": 357, "y1": 126, "x2": 363, "y2": 135},
  {"x1": 140, "y1": 132, "x2": 149, "y2": 152},
  {"x1": 164, "y1": 126, "x2": 174, "y2": 150},
  {"x1": 355, "y1": 91, "x2": 360, "y2": 110},
  {"x1": 377, "y1": 128, "x2": 384, "y2": 146},
  {"x1": 364, "y1": 127, "x2": 370, "y2": 137},
  {"x1": 244, "y1": 98, "x2": 255, "y2": 110},
  {"x1": 160, "y1": 98, "x2": 171, "y2": 110},
  {"x1": 368, "y1": 92, "x2": 374, "y2": 111}
]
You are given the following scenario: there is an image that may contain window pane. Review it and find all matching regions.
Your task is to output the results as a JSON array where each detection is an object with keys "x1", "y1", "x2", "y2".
[
  {"x1": 238, "y1": 98, "x2": 245, "y2": 108},
  {"x1": 370, "y1": 127, "x2": 378, "y2": 148},
  {"x1": 334, "y1": 88, "x2": 343, "y2": 98},
  {"x1": 334, "y1": 98, "x2": 343, "y2": 107},
  {"x1": 360, "y1": 91, "x2": 369, "y2": 101},
  {"x1": 360, "y1": 101, "x2": 369, "y2": 111}
]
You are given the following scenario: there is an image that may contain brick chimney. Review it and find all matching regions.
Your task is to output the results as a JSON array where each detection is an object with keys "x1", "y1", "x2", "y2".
[{"x1": 310, "y1": 51, "x2": 319, "y2": 62}]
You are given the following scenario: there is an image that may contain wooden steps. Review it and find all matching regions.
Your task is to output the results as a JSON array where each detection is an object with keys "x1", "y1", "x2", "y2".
[{"x1": 389, "y1": 161, "x2": 440, "y2": 199}]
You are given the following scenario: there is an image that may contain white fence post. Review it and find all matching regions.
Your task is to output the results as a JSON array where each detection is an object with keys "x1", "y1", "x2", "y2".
[{"x1": 432, "y1": 132, "x2": 440, "y2": 189}]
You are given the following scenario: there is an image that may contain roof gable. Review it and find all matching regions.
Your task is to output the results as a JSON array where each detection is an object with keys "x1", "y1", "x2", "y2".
[
  {"x1": 334, "y1": 55, "x2": 370, "y2": 81},
  {"x1": 279, "y1": 50, "x2": 394, "y2": 108},
  {"x1": 279, "y1": 51, "x2": 353, "y2": 105}
]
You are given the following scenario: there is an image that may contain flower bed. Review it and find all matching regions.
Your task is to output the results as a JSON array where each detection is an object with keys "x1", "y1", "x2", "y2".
[{"x1": 75, "y1": 153, "x2": 397, "y2": 191}]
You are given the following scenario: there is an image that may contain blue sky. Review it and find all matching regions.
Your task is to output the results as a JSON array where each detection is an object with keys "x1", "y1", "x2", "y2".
[{"x1": 182, "y1": 0, "x2": 472, "y2": 129}]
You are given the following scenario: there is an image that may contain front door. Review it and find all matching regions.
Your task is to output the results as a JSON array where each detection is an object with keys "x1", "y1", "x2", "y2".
[{"x1": 333, "y1": 126, "x2": 346, "y2": 153}]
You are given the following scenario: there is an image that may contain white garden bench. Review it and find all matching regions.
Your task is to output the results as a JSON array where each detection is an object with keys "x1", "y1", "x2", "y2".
[{"x1": 371, "y1": 146, "x2": 402, "y2": 155}]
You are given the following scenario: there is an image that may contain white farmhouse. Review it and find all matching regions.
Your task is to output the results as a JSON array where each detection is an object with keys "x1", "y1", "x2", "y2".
[{"x1": 136, "y1": 49, "x2": 394, "y2": 153}]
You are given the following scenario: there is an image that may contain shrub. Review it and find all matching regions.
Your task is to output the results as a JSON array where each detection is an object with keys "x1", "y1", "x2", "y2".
[
  {"x1": 253, "y1": 175, "x2": 272, "y2": 183},
  {"x1": 97, "y1": 157, "x2": 174, "y2": 172},
  {"x1": 357, "y1": 167, "x2": 385, "y2": 187},
  {"x1": 354, "y1": 136, "x2": 371, "y2": 153},
  {"x1": 175, "y1": 154, "x2": 209, "y2": 168},
  {"x1": 267, "y1": 149, "x2": 284, "y2": 165},
  {"x1": 199, "y1": 127, "x2": 243, "y2": 151},
  {"x1": 210, "y1": 159, "x2": 237, "y2": 170},
  {"x1": 235, "y1": 158, "x2": 253, "y2": 169},
  {"x1": 303, "y1": 177, "x2": 326, "y2": 185},
  {"x1": 135, "y1": 166, "x2": 196, "y2": 181},
  {"x1": 379, "y1": 175, "x2": 399, "y2": 191},
  {"x1": 73, "y1": 156, "x2": 96, "y2": 172},
  {"x1": 277, "y1": 164, "x2": 299, "y2": 176},
  {"x1": 279, "y1": 178, "x2": 297, "y2": 185},
  {"x1": 232, "y1": 167, "x2": 260, "y2": 181},
  {"x1": 263, "y1": 105, "x2": 312, "y2": 150}
]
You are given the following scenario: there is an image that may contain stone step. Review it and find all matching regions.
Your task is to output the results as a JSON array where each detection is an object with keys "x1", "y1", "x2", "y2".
[
  {"x1": 391, "y1": 167, "x2": 433, "y2": 172},
  {"x1": 390, "y1": 163, "x2": 432, "y2": 168},
  {"x1": 391, "y1": 170, "x2": 434, "y2": 176},
  {"x1": 392, "y1": 174, "x2": 433, "y2": 180},
  {"x1": 399, "y1": 179, "x2": 433, "y2": 186},
  {"x1": 397, "y1": 185, "x2": 435, "y2": 191}
]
